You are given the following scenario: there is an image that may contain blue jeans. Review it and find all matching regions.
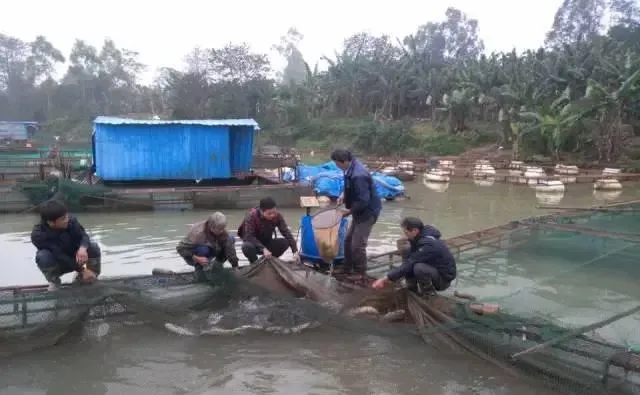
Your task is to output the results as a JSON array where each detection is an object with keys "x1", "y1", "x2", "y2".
[{"x1": 182, "y1": 245, "x2": 226, "y2": 281}]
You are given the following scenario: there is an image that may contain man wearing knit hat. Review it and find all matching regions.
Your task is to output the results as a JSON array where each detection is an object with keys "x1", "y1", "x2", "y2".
[{"x1": 177, "y1": 211, "x2": 239, "y2": 281}]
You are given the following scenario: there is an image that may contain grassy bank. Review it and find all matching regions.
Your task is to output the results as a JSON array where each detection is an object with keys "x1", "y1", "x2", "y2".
[{"x1": 258, "y1": 118, "x2": 500, "y2": 157}]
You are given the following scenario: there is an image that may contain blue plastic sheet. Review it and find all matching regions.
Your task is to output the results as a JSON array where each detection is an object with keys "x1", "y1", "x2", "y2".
[{"x1": 283, "y1": 161, "x2": 405, "y2": 200}]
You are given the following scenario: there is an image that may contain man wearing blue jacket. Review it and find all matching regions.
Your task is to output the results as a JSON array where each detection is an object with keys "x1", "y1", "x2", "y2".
[
  {"x1": 372, "y1": 217, "x2": 456, "y2": 294},
  {"x1": 31, "y1": 199, "x2": 101, "y2": 291},
  {"x1": 331, "y1": 148, "x2": 382, "y2": 276}
]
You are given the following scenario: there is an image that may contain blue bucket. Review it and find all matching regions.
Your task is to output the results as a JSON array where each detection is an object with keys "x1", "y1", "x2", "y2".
[{"x1": 299, "y1": 211, "x2": 348, "y2": 265}]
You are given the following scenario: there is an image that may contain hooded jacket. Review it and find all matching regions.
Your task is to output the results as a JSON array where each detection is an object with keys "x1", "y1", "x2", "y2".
[
  {"x1": 343, "y1": 159, "x2": 382, "y2": 221},
  {"x1": 387, "y1": 225, "x2": 456, "y2": 283}
]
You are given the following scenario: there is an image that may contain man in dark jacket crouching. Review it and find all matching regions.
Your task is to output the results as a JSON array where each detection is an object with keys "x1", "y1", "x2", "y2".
[
  {"x1": 31, "y1": 200, "x2": 101, "y2": 291},
  {"x1": 372, "y1": 217, "x2": 456, "y2": 294}
]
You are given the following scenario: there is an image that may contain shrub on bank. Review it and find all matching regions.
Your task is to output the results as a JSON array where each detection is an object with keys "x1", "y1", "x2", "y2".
[{"x1": 259, "y1": 118, "x2": 501, "y2": 156}]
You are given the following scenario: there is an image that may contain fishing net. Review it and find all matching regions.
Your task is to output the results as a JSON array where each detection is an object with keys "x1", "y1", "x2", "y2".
[
  {"x1": 311, "y1": 208, "x2": 343, "y2": 263},
  {"x1": 0, "y1": 257, "x2": 408, "y2": 359},
  {"x1": 14, "y1": 178, "x2": 111, "y2": 210},
  {"x1": 357, "y1": 202, "x2": 640, "y2": 395}
]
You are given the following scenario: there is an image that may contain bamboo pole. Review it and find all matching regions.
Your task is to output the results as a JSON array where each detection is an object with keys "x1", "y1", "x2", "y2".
[
  {"x1": 536, "y1": 206, "x2": 640, "y2": 212},
  {"x1": 510, "y1": 304, "x2": 640, "y2": 360}
]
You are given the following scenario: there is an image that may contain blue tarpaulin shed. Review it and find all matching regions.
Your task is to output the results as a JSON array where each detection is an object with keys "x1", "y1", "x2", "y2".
[{"x1": 92, "y1": 116, "x2": 259, "y2": 181}]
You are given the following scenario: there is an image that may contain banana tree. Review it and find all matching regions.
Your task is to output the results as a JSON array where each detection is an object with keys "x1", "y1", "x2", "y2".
[
  {"x1": 578, "y1": 52, "x2": 640, "y2": 161},
  {"x1": 519, "y1": 87, "x2": 581, "y2": 161},
  {"x1": 437, "y1": 87, "x2": 475, "y2": 133}
]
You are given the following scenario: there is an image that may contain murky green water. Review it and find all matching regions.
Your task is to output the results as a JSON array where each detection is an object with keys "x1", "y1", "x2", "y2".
[{"x1": 1, "y1": 179, "x2": 640, "y2": 394}]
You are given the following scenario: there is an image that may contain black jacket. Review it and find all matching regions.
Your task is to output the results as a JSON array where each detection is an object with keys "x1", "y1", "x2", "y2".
[
  {"x1": 344, "y1": 159, "x2": 381, "y2": 220},
  {"x1": 387, "y1": 226, "x2": 456, "y2": 282},
  {"x1": 31, "y1": 217, "x2": 90, "y2": 270}
]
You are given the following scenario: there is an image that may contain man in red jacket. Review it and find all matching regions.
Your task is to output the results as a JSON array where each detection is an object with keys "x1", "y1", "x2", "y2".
[{"x1": 238, "y1": 197, "x2": 300, "y2": 264}]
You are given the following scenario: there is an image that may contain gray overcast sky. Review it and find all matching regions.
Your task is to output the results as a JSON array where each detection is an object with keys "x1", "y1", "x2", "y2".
[{"x1": 4, "y1": 0, "x2": 563, "y2": 84}]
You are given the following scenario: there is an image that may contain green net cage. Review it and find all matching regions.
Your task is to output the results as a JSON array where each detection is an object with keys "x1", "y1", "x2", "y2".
[
  {"x1": 364, "y1": 203, "x2": 640, "y2": 395},
  {"x1": 14, "y1": 178, "x2": 111, "y2": 210}
]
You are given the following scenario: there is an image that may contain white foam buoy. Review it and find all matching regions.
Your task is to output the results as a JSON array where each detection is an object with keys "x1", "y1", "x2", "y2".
[
  {"x1": 423, "y1": 179, "x2": 450, "y2": 192},
  {"x1": 523, "y1": 166, "x2": 546, "y2": 186},
  {"x1": 398, "y1": 161, "x2": 415, "y2": 171},
  {"x1": 473, "y1": 177, "x2": 496, "y2": 187},
  {"x1": 472, "y1": 160, "x2": 496, "y2": 177},
  {"x1": 559, "y1": 176, "x2": 577, "y2": 184},
  {"x1": 535, "y1": 180, "x2": 565, "y2": 193},
  {"x1": 594, "y1": 167, "x2": 623, "y2": 190},
  {"x1": 593, "y1": 189, "x2": 623, "y2": 201},
  {"x1": 508, "y1": 161, "x2": 523, "y2": 176},
  {"x1": 554, "y1": 164, "x2": 580, "y2": 175},
  {"x1": 438, "y1": 160, "x2": 456, "y2": 175},
  {"x1": 593, "y1": 179, "x2": 622, "y2": 190},
  {"x1": 423, "y1": 169, "x2": 450, "y2": 183}
]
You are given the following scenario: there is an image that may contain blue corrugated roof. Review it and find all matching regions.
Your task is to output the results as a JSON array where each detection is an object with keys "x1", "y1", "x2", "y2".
[
  {"x1": 94, "y1": 116, "x2": 260, "y2": 129},
  {"x1": 0, "y1": 121, "x2": 38, "y2": 125}
]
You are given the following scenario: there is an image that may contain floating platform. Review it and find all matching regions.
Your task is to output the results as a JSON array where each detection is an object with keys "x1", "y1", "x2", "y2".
[{"x1": 0, "y1": 181, "x2": 313, "y2": 213}]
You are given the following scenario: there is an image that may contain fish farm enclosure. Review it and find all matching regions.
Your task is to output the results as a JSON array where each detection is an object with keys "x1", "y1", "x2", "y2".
[{"x1": 3, "y1": 202, "x2": 640, "y2": 394}]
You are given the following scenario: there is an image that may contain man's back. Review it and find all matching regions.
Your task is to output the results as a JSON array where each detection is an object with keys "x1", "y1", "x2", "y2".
[
  {"x1": 344, "y1": 159, "x2": 381, "y2": 219},
  {"x1": 409, "y1": 231, "x2": 456, "y2": 282}
]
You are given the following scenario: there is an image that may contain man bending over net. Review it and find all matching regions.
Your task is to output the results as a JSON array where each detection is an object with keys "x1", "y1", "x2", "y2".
[
  {"x1": 372, "y1": 217, "x2": 456, "y2": 295},
  {"x1": 177, "y1": 212, "x2": 239, "y2": 281},
  {"x1": 31, "y1": 200, "x2": 100, "y2": 291},
  {"x1": 238, "y1": 197, "x2": 299, "y2": 264}
]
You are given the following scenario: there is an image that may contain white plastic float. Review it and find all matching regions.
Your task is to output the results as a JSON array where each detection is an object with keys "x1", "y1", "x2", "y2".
[
  {"x1": 423, "y1": 169, "x2": 450, "y2": 183},
  {"x1": 398, "y1": 161, "x2": 415, "y2": 172},
  {"x1": 473, "y1": 177, "x2": 495, "y2": 187},
  {"x1": 593, "y1": 189, "x2": 623, "y2": 201},
  {"x1": 381, "y1": 166, "x2": 399, "y2": 175},
  {"x1": 472, "y1": 160, "x2": 496, "y2": 177},
  {"x1": 423, "y1": 180, "x2": 450, "y2": 192},
  {"x1": 554, "y1": 164, "x2": 579, "y2": 183},
  {"x1": 438, "y1": 160, "x2": 456, "y2": 175},
  {"x1": 594, "y1": 168, "x2": 623, "y2": 191},
  {"x1": 522, "y1": 166, "x2": 546, "y2": 186},
  {"x1": 594, "y1": 179, "x2": 623, "y2": 190},
  {"x1": 554, "y1": 164, "x2": 579, "y2": 175},
  {"x1": 535, "y1": 179, "x2": 565, "y2": 193},
  {"x1": 535, "y1": 190, "x2": 564, "y2": 206},
  {"x1": 508, "y1": 161, "x2": 523, "y2": 176},
  {"x1": 558, "y1": 175, "x2": 577, "y2": 184}
]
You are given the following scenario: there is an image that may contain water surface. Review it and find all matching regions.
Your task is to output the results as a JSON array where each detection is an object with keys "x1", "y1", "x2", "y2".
[{"x1": 2, "y1": 180, "x2": 640, "y2": 395}]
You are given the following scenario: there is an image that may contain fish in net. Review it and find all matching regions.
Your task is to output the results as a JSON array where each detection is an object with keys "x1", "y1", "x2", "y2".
[{"x1": 0, "y1": 257, "x2": 407, "y2": 358}]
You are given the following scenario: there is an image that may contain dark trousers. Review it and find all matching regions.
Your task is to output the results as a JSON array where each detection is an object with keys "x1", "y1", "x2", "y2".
[
  {"x1": 344, "y1": 215, "x2": 376, "y2": 274},
  {"x1": 241, "y1": 238, "x2": 289, "y2": 264},
  {"x1": 406, "y1": 262, "x2": 450, "y2": 291},
  {"x1": 35, "y1": 242, "x2": 101, "y2": 284}
]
